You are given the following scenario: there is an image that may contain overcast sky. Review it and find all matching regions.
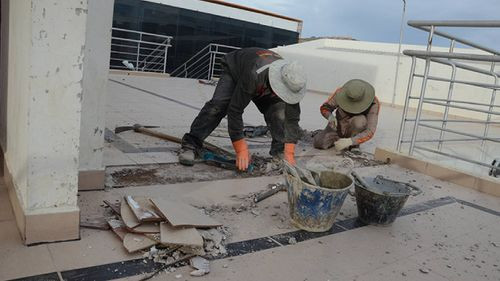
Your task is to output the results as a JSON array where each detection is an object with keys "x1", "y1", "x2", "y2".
[{"x1": 226, "y1": 0, "x2": 500, "y2": 48}]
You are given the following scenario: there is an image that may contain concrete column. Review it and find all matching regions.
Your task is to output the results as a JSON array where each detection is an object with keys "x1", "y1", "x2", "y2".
[
  {"x1": 1, "y1": 0, "x2": 88, "y2": 244},
  {"x1": 78, "y1": 0, "x2": 114, "y2": 190}
]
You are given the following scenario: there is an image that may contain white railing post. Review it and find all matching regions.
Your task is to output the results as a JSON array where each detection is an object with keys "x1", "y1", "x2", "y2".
[{"x1": 136, "y1": 33, "x2": 142, "y2": 71}]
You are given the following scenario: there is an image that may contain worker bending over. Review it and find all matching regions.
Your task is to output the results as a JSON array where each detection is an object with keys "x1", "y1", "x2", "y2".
[
  {"x1": 179, "y1": 48, "x2": 307, "y2": 170},
  {"x1": 314, "y1": 79, "x2": 379, "y2": 151}
]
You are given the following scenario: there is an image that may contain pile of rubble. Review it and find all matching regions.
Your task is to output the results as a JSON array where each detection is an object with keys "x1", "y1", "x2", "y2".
[{"x1": 101, "y1": 196, "x2": 230, "y2": 277}]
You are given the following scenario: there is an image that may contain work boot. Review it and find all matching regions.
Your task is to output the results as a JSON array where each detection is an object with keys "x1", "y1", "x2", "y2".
[{"x1": 178, "y1": 149, "x2": 195, "y2": 166}]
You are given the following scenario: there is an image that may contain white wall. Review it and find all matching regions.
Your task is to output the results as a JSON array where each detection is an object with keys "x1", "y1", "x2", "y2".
[
  {"x1": 79, "y1": 0, "x2": 114, "y2": 173},
  {"x1": 274, "y1": 39, "x2": 499, "y2": 121},
  {"x1": 4, "y1": 0, "x2": 88, "y2": 213}
]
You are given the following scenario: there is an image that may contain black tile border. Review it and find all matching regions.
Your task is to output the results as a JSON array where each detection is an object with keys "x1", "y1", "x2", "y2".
[
  {"x1": 9, "y1": 272, "x2": 60, "y2": 281},
  {"x1": 9, "y1": 197, "x2": 500, "y2": 281},
  {"x1": 455, "y1": 199, "x2": 500, "y2": 216}
]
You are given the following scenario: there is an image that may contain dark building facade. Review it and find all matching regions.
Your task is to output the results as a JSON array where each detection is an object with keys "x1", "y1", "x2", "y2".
[{"x1": 113, "y1": 0, "x2": 300, "y2": 72}]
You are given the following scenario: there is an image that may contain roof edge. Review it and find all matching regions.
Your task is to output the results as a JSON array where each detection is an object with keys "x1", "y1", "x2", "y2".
[{"x1": 200, "y1": 0, "x2": 302, "y2": 23}]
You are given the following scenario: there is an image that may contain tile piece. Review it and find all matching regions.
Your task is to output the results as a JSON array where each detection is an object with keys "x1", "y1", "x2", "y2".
[
  {"x1": 123, "y1": 233, "x2": 157, "y2": 253},
  {"x1": 151, "y1": 198, "x2": 221, "y2": 227},
  {"x1": 159, "y1": 222, "x2": 203, "y2": 247},
  {"x1": 120, "y1": 198, "x2": 160, "y2": 233},
  {"x1": 107, "y1": 219, "x2": 128, "y2": 241},
  {"x1": 120, "y1": 198, "x2": 141, "y2": 229},
  {"x1": 125, "y1": 196, "x2": 162, "y2": 222}
]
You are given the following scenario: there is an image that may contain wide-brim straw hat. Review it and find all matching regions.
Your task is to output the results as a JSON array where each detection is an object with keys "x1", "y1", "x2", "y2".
[
  {"x1": 335, "y1": 79, "x2": 375, "y2": 114},
  {"x1": 268, "y1": 60, "x2": 307, "y2": 104}
]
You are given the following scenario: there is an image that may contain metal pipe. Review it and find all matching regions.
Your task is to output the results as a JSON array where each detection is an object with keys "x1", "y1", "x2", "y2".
[
  {"x1": 481, "y1": 63, "x2": 498, "y2": 151},
  {"x1": 163, "y1": 45, "x2": 168, "y2": 73},
  {"x1": 409, "y1": 97, "x2": 500, "y2": 108},
  {"x1": 112, "y1": 27, "x2": 173, "y2": 40},
  {"x1": 422, "y1": 100, "x2": 500, "y2": 115},
  {"x1": 401, "y1": 137, "x2": 500, "y2": 143},
  {"x1": 414, "y1": 145, "x2": 498, "y2": 170},
  {"x1": 391, "y1": 0, "x2": 407, "y2": 107},
  {"x1": 397, "y1": 56, "x2": 417, "y2": 152},
  {"x1": 438, "y1": 40, "x2": 456, "y2": 150},
  {"x1": 409, "y1": 26, "x2": 434, "y2": 155},
  {"x1": 404, "y1": 50, "x2": 500, "y2": 62},
  {"x1": 408, "y1": 20, "x2": 500, "y2": 28},
  {"x1": 413, "y1": 74, "x2": 500, "y2": 89},
  {"x1": 418, "y1": 123, "x2": 500, "y2": 143},
  {"x1": 406, "y1": 118, "x2": 500, "y2": 124}
]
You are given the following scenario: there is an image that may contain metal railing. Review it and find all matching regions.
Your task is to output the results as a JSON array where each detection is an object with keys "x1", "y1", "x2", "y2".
[
  {"x1": 170, "y1": 43, "x2": 240, "y2": 81},
  {"x1": 396, "y1": 20, "x2": 500, "y2": 173},
  {"x1": 110, "y1": 28, "x2": 173, "y2": 73}
]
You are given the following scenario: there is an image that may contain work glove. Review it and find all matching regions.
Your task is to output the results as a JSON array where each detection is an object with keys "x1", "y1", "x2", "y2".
[
  {"x1": 334, "y1": 138, "x2": 353, "y2": 151},
  {"x1": 232, "y1": 139, "x2": 250, "y2": 171},
  {"x1": 328, "y1": 114, "x2": 337, "y2": 129},
  {"x1": 284, "y1": 143, "x2": 296, "y2": 165}
]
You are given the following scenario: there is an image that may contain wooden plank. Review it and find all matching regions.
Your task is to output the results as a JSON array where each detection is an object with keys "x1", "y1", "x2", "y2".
[
  {"x1": 81, "y1": 217, "x2": 110, "y2": 230},
  {"x1": 125, "y1": 196, "x2": 162, "y2": 222},
  {"x1": 159, "y1": 222, "x2": 203, "y2": 247},
  {"x1": 151, "y1": 198, "x2": 222, "y2": 228},
  {"x1": 123, "y1": 233, "x2": 157, "y2": 253},
  {"x1": 103, "y1": 200, "x2": 121, "y2": 215},
  {"x1": 107, "y1": 219, "x2": 128, "y2": 241}
]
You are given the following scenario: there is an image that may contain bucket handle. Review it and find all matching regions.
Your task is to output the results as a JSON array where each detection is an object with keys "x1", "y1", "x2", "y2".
[
  {"x1": 349, "y1": 171, "x2": 368, "y2": 197},
  {"x1": 406, "y1": 182, "x2": 423, "y2": 196},
  {"x1": 375, "y1": 175, "x2": 423, "y2": 196}
]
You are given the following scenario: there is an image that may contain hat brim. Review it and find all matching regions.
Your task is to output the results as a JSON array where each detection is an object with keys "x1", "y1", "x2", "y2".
[
  {"x1": 268, "y1": 60, "x2": 306, "y2": 105},
  {"x1": 335, "y1": 86, "x2": 375, "y2": 114}
]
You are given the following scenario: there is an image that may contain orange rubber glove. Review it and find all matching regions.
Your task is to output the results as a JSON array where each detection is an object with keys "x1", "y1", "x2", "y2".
[
  {"x1": 232, "y1": 139, "x2": 250, "y2": 171},
  {"x1": 284, "y1": 143, "x2": 296, "y2": 165}
]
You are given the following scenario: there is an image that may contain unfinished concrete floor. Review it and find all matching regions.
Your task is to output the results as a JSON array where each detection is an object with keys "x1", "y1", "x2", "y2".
[{"x1": 1, "y1": 74, "x2": 499, "y2": 281}]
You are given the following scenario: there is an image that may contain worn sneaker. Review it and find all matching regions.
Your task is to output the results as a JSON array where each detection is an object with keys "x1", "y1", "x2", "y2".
[{"x1": 178, "y1": 149, "x2": 195, "y2": 166}]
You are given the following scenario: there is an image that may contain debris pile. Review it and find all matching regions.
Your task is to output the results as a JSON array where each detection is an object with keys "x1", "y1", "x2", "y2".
[{"x1": 102, "y1": 196, "x2": 230, "y2": 277}]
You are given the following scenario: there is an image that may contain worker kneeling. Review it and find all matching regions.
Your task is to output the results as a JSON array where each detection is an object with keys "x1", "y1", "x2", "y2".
[
  {"x1": 314, "y1": 79, "x2": 379, "y2": 151},
  {"x1": 179, "y1": 48, "x2": 307, "y2": 170}
]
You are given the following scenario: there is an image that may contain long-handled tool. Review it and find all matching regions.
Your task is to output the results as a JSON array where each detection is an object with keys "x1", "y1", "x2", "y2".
[
  {"x1": 114, "y1": 124, "x2": 234, "y2": 157},
  {"x1": 254, "y1": 183, "x2": 286, "y2": 203}
]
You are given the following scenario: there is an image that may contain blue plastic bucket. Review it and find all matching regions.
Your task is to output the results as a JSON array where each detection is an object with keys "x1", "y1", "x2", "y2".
[{"x1": 284, "y1": 168, "x2": 352, "y2": 232}]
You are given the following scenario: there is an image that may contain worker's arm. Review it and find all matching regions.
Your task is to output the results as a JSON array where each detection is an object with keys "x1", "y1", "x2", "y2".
[
  {"x1": 351, "y1": 98, "x2": 380, "y2": 145},
  {"x1": 227, "y1": 80, "x2": 254, "y2": 171},
  {"x1": 320, "y1": 88, "x2": 341, "y2": 119},
  {"x1": 283, "y1": 103, "x2": 301, "y2": 164}
]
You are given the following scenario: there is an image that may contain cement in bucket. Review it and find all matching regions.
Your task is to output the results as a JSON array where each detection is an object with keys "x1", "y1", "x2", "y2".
[{"x1": 284, "y1": 164, "x2": 352, "y2": 232}]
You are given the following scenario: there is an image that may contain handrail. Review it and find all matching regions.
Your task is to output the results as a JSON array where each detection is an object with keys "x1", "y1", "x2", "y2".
[
  {"x1": 170, "y1": 43, "x2": 240, "y2": 80},
  {"x1": 112, "y1": 27, "x2": 173, "y2": 40},
  {"x1": 110, "y1": 27, "x2": 173, "y2": 73},
  {"x1": 408, "y1": 20, "x2": 500, "y2": 28},
  {"x1": 397, "y1": 20, "x2": 500, "y2": 176}
]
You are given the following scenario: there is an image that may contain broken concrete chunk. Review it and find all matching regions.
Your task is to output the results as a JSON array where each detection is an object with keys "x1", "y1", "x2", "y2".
[
  {"x1": 288, "y1": 237, "x2": 297, "y2": 245},
  {"x1": 190, "y1": 256, "x2": 210, "y2": 276},
  {"x1": 151, "y1": 198, "x2": 222, "y2": 227},
  {"x1": 419, "y1": 268, "x2": 430, "y2": 274},
  {"x1": 125, "y1": 196, "x2": 163, "y2": 222}
]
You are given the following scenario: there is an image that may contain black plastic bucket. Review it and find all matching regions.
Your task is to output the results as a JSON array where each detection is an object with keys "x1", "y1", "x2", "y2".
[{"x1": 353, "y1": 175, "x2": 421, "y2": 225}]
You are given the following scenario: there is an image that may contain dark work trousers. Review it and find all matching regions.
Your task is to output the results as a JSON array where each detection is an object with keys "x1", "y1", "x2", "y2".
[{"x1": 182, "y1": 74, "x2": 285, "y2": 156}]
